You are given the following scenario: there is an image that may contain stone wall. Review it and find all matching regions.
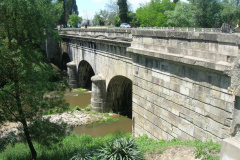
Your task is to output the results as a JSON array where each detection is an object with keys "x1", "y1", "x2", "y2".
[{"x1": 128, "y1": 30, "x2": 239, "y2": 142}]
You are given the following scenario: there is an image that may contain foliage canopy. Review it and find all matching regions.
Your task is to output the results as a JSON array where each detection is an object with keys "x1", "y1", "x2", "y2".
[
  {"x1": 136, "y1": 0, "x2": 175, "y2": 27},
  {"x1": 117, "y1": 0, "x2": 128, "y2": 23},
  {"x1": 0, "y1": 0, "x2": 66, "y2": 159},
  {"x1": 165, "y1": 1, "x2": 193, "y2": 27},
  {"x1": 68, "y1": 13, "x2": 82, "y2": 28},
  {"x1": 57, "y1": 0, "x2": 79, "y2": 26}
]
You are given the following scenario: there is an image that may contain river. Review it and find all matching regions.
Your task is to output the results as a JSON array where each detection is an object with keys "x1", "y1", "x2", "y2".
[{"x1": 64, "y1": 91, "x2": 132, "y2": 136}]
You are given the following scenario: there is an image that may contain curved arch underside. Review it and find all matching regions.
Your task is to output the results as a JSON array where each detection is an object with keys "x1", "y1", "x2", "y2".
[
  {"x1": 106, "y1": 76, "x2": 132, "y2": 118},
  {"x1": 78, "y1": 60, "x2": 95, "y2": 90}
]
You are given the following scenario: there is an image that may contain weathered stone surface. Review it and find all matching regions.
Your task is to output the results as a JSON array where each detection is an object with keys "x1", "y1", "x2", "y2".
[
  {"x1": 220, "y1": 137, "x2": 240, "y2": 160},
  {"x1": 67, "y1": 61, "x2": 77, "y2": 88},
  {"x1": 91, "y1": 75, "x2": 106, "y2": 112}
]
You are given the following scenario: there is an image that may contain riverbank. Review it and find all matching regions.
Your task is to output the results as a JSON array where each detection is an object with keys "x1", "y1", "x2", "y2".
[
  {"x1": 0, "y1": 109, "x2": 112, "y2": 139},
  {"x1": 0, "y1": 132, "x2": 221, "y2": 160}
]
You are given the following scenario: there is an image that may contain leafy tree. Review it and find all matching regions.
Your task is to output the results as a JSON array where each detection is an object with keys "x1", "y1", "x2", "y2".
[
  {"x1": 114, "y1": 16, "x2": 122, "y2": 26},
  {"x1": 100, "y1": 10, "x2": 109, "y2": 25},
  {"x1": 173, "y1": 0, "x2": 179, "y2": 3},
  {"x1": 105, "y1": 0, "x2": 119, "y2": 14},
  {"x1": 188, "y1": 0, "x2": 222, "y2": 27},
  {"x1": 117, "y1": 0, "x2": 128, "y2": 23},
  {"x1": 165, "y1": 1, "x2": 194, "y2": 27},
  {"x1": 107, "y1": 12, "x2": 118, "y2": 25},
  {"x1": 105, "y1": 0, "x2": 119, "y2": 26},
  {"x1": 93, "y1": 13, "x2": 105, "y2": 26},
  {"x1": 58, "y1": 0, "x2": 79, "y2": 27},
  {"x1": 0, "y1": 0, "x2": 66, "y2": 159},
  {"x1": 136, "y1": 0, "x2": 175, "y2": 27},
  {"x1": 221, "y1": 0, "x2": 240, "y2": 27},
  {"x1": 68, "y1": 13, "x2": 82, "y2": 28},
  {"x1": 128, "y1": 11, "x2": 141, "y2": 27},
  {"x1": 92, "y1": 10, "x2": 115, "y2": 26}
]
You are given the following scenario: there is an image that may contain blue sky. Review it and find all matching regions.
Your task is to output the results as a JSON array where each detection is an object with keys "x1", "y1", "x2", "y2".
[
  {"x1": 77, "y1": 0, "x2": 188, "y2": 20},
  {"x1": 77, "y1": 0, "x2": 150, "y2": 19}
]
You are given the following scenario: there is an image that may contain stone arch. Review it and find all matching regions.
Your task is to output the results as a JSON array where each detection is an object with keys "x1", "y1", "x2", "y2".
[
  {"x1": 78, "y1": 60, "x2": 95, "y2": 90},
  {"x1": 106, "y1": 76, "x2": 132, "y2": 118},
  {"x1": 61, "y1": 52, "x2": 70, "y2": 70}
]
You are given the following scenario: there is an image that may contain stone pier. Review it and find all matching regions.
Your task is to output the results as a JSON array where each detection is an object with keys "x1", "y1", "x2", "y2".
[
  {"x1": 67, "y1": 61, "x2": 77, "y2": 88},
  {"x1": 91, "y1": 75, "x2": 106, "y2": 112}
]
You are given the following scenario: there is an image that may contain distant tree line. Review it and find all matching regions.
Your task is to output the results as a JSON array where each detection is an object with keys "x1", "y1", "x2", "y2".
[{"x1": 92, "y1": 0, "x2": 240, "y2": 28}]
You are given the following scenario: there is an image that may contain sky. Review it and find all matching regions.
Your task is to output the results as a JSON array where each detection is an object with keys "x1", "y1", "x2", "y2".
[
  {"x1": 77, "y1": 0, "x2": 150, "y2": 20},
  {"x1": 76, "y1": 0, "x2": 188, "y2": 20}
]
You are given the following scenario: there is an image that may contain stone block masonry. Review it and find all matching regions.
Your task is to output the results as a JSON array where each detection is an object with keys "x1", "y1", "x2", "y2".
[
  {"x1": 56, "y1": 28, "x2": 240, "y2": 142},
  {"x1": 129, "y1": 30, "x2": 239, "y2": 142}
]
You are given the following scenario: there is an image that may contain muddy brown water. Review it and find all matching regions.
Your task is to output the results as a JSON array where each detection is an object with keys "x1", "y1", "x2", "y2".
[
  {"x1": 64, "y1": 91, "x2": 132, "y2": 136},
  {"x1": 64, "y1": 92, "x2": 91, "y2": 108}
]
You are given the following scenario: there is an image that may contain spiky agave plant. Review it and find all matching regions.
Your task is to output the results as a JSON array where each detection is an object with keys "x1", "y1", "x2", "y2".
[
  {"x1": 97, "y1": 137, "x2": 143, "y2": 160},
  {"x1": 70, "y1": 148, "x2": 94, "y2": 160}
]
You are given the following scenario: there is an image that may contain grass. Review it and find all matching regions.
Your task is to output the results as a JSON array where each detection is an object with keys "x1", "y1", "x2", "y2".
[
  {"x1": 43, "y1": 105, "x2": 81, "y2": 115},
  {"x1": 73, "y1": 88, "x2": 88, "y2": 93},
  {"x1": 0, "y1": 133, "x2": 221, "y2": 160},
  {"x1": 135, "y1": 135, "x2": 221, "y2": 160},
  {"x1": 0, "y1": 132, "x2": 131, "y2": 160}
]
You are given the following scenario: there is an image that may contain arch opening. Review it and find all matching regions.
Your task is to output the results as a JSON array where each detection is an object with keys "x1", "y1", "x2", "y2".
[
  {"x1": 78, "y1": 60, "x2": 95, "y2": 90},
  {"x1": 61, "y1": 52, "x2": 70, "y2": 70},
  {"x1": 106, "y1": 76, "x2": 132, "y2": 118}
]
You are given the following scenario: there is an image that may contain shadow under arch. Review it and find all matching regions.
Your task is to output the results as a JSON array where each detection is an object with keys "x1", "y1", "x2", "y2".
[
  {"x1": 61, "y1": 52, "x2": 70, "y2": 70},
  {"x1": 106, "y1": 76, "x2": 132, "y2": 118},
  {"x1": 78, "y1": 60, "x2": 95, "y2": 90}
]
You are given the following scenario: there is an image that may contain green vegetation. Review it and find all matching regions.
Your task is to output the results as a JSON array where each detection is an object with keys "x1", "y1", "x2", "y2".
[
  {"x1": 0, "y1": 133, "x2": 221, "y2": 160},
  {"x1": 73, "y1": 88, "x2": 88, "y2": 93},
  {"x1": 0, "y1": 132, "x2": 131, "y2": 160},
  {"x1": 43, "y1": 104, "x2": 120, "y2": 125},
  {"x1": 93, "y1": 0, "x2": 240, "y2": 28},
  {"x1": 43, "y1": 106, "x2": 80, "y2": 115},
  {"x1": 165, "y1": 2, "x2": 193, "y2": 27},
  {"x1": 97, "y1": 137, "x2": 142, "y2": 160},
  {"x1": 0, "y1": 0, "x2": 65, "y2": 159},
  {"x1": 136, "y1": 0, "x2": 175, "y2": 27},
  {"x1": 117, "y1": 0, "x2": 128, "y2": 23},
  {"x1": 57, "y1": 0, "x2": 79, "y2": 27},
  {"x1": 68, "y1": 13, "x2": 82, "y2": 28},
  {"x1": 88, "y1": 115, "x2": 119, "y2": 126},
  {"x1": 136, "y1": 135, "x2": 221, "y2": 160}
]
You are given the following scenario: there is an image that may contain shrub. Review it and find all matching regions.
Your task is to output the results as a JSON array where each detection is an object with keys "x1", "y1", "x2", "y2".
[
  {"x1": 70, "y1": 148, "x2": 94, "y2": 160},
  {"x1": 84, "y1": 104, "x2": 91, "y2": 111},
  {"x1": 97, "y1": 137, "x2": 143, "y2": 160}
]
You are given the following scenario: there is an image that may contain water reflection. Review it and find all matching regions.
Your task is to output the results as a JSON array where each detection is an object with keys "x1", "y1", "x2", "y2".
[
  {"x1": 63, "y1": 91, "x2": 132, "y2": 137},
  {"x1": 73, "y1": 115, "x2": 132, "y2": 137}
]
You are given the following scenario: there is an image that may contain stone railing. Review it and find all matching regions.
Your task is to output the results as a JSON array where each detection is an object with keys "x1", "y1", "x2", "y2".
[
  {"x1": 58, "y1": 28, "x2": 132, "y2": 42},
  {"x1": 135, "y1": 27, "x2": 221, "y2": 32}
]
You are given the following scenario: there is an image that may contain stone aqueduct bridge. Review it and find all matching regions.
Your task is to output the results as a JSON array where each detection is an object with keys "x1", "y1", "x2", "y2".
[{"x1": 47, "y1": 28, "x2": 240, "y2": 142}]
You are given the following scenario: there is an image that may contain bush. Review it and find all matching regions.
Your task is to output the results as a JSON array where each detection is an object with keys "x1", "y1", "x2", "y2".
[
  {"x1": 70, "y1": 148, "x2": 94, "y2": 160},
  {"x1": 84, "y1": 104, "x2": 91, "y2": 111},
  {"x1": 97, "y1": 137, "x2": 143, "y2": 160}
]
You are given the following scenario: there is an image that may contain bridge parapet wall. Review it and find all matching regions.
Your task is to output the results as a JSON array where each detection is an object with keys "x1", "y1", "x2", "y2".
[
  {"x1": 59, "y1": 28, "x2": 132, "y2": 41},
  {"x1": 128, "y1": 29, "x2": 240, "y2": 72}
]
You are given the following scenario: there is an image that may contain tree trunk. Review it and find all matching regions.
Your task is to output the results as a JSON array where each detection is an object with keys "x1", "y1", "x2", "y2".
[
  {"x1": 14, "y1": 74, "x2": 37, "y2": 160},
  {"x1": 21, "y1": 119, "x2": 37, "y2": 160}
]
